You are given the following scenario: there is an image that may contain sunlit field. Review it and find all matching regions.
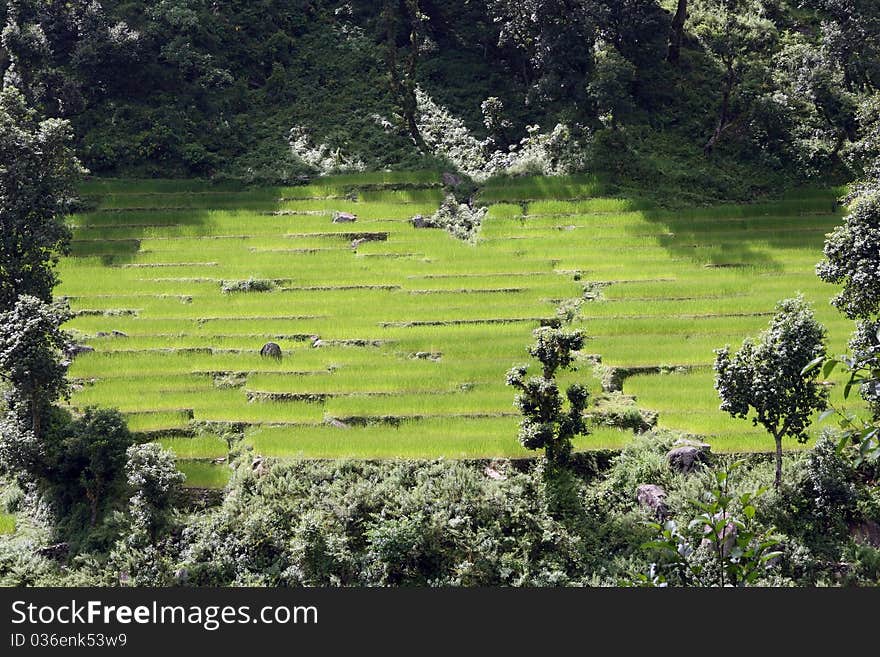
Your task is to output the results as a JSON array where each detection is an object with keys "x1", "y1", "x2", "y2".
[{"x1": 59, "y1": 173, "x2": 851, "y2": 486}]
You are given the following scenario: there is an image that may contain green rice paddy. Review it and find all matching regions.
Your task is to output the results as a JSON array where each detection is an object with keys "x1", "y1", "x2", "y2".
[
  {"x1": 0, "y1": 514, "x2": 15, "y2": 535},
  {"x1": 59, "y1": 173, "x2": 853, "y2": 486}
]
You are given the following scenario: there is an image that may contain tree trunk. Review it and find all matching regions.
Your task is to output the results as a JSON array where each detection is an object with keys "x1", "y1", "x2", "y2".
[
  {"x1": 87, "y1": 490, "x2": 99, "y2": 526},
  {"x1": 383, "y1": 1, "x2": 427, "y2": 154},
  {"x1": 704, "y1": 70, "x2": 733, "y2": 155},
  {"x1": 774, "y1": 433, "x2": 783, "y2": 490},
  {"x1": 667, "y1": 0, "x2": 688, "y2": 64}
]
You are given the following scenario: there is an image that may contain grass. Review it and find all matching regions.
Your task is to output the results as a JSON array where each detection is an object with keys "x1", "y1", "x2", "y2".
[
  {"x1": 177, "y1": 461, "x2": 232, "y2": 489},
  {"x1": 0, "y1": 513, "x2": 15, "y2": 535},
  {"x1": 58, "y1": 173, "x2": 856, "y2": 474}
]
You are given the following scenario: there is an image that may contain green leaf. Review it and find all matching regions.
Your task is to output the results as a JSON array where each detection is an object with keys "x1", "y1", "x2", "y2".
[
  {"x1": 821, "y1": 358, "x2": 839, "y2": 378},
  {"x1": 802, "y1": 355, "x2": 825, "y2": 375}
]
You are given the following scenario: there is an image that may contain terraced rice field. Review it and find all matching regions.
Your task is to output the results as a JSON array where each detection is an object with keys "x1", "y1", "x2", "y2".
[{"x1": 58, "y1": 173, "x2": 853, "y2": 486}]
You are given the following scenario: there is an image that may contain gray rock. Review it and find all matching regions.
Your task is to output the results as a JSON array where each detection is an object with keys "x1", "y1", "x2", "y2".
[
  {"x1": 65, "y1": 343, "x2": 94, "y2": 359},
  {"x1": 442, "y1": 172, "x2": 463, "y2": 187},
  {"x1": 37, "y1": 542, "x2": 70, "y2": 561},
  {"x1": 701, "y1": 514, "x2": 738, "y2": 558},
  {"x1": 252, "y1": 456, "x2": 268, "y2": 477},
  {"x1": 332, "y1": 211, "x2": 357, "y2": 223},
  {"x1": 851, "y1": 520, "x2": 880, "y2": 548},
  {"x1": 484, "y1": 466, "x2": 506, "y2": 481},
  {"x1": 636, "y1": 484, "x2": 669, "y2": 520},
  {"x1": 667, "y1": 440, "x2": 711, "y2": 474},
  {"x1": 411, "y1": 214, "x2": 429, "y2": 228},
  {"x1": 260, "y1": 342, "x2": 282, "y2": 359},
  {"x1": 112, "y1": 330, "x2": 128, "y2": 337}
]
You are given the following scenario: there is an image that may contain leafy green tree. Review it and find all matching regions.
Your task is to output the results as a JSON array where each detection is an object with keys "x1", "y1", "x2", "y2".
[
  {"x1": 714, "y1": 297, "x2": 828, "y2": 488},
  {"x1": 46, "y1": 407, "x2": 134, "y2": 527},
  {"x1": 769, "y1": 37, "x2": 858, "y2": 174},
  {"x1": 124, "y1": 443, "x2": 185, "y2": 541},
  {"x1": 487, "y1": 0, "x2": 596, "y2": 108},
  {"x1": 587, "y1": 46, "x2": 636, "y2": 129},
  {"x1": 0, "y1": 87, "x2": 82, "y2": 311},
  {"x1": 817, "y1": 190, "x2": 880, "y2": 320},
  {"x1": 689, "y1": 0, "x2": 777, "y2": 154},
  {"x1": 815, "y1": 0, "x2": 880, "y2": 92},
  {"x1": 0, "y1": 294, "x2": 69, "y2": 451},
  {"x1": 507, "y1": 326, "x2": 589, "y2": 464}
]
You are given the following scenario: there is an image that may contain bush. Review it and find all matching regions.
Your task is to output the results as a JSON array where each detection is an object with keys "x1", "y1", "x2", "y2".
[
  {"x1": 423, "y1": 195, "x2": 486, "y2": 242},
  {"x1": 179, "y1": 459, "x2": 589, "y2": 586},
  {"x1": 220, "y1": 278, "x2": 275, "y2": 294}
]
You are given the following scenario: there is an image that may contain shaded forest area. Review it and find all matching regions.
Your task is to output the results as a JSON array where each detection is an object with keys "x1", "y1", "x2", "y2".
[{"x1": 1, "y1": 1, "x2": 878, "y2": 201}]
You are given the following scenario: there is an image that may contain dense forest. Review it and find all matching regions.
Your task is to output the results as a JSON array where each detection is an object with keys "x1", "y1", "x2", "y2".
[
  {"x1": 0, "y1": 0, "x2": 878, "y2": 200},
  {"x1": 0, "y1": 1, "x2": 880, "y2": 588}
]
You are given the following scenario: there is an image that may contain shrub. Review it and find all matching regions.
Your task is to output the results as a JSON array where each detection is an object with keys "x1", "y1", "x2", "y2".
[
  {"x1": 423, "y1": 195, "x2": 486, "y2": 241},
  {"x1": 220, "y1": 278, "x2": 275, "y2": 294}
]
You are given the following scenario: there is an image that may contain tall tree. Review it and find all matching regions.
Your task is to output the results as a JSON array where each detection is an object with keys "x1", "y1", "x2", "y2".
[
  {"x1": 0, "y1": 86, "x2": 82, "y2": 311},
  {"x1": 816, "y1": 190, "x2": 880, "y2": 320},
  {"x1": 689, "y1": 0, "x2": 777, "y2": 155},
  {"x1": 714, "y1": 297, "x2": 829, "y2": 488},
  {"x1": 0, "y1": 294, "x2": 69, "y2": 457},
  {"x1": 382, "y1": 0, "x2": 427, "y2": 153},
  {"x1": 507, "y1": 326, "x2": 589, "y2": 464},
  {"x1": 487, "y1": 0, "x2": 595, "y2": 108},
  {"x1": 667, "y1": 0, "x2": 688, "y2": 63},
  {"x1": 815, "y1": 0, "x2": 880, "y2": 92}
]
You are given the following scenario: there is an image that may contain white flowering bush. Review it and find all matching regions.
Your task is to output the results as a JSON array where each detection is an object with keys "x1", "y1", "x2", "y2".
[
  {"x1": 424, "y1": 194, "x2": 487, "y2": 241},
  {"x1": 288, "y1": 126, "x2": 365, "y2": 175},
  {"x1": 414, "y1": 89, "x2": 589, "y2": 181}
]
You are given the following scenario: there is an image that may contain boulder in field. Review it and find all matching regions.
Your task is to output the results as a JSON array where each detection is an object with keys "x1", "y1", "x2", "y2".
[
  {"x1": 260, "y1": 342, "x2": 282, "y2": 359},
  {"x1": 332, "y1": 211, "x2": 357, "y2": 223},
  {"x1": 411, "y1": 214, "x2": 429, "y2": 228},
  {"x1": 64, "y1": 343, "x2": 94, "y2": 359}
]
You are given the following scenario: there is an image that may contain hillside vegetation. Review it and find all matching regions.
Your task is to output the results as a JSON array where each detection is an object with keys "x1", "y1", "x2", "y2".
[{"x1": 1, "y1": 1, "x2": 878, "y2": 202}]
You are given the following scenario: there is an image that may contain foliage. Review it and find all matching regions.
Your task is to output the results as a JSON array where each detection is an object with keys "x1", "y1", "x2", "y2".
[
  {"x1": 288, "y1": 125, "x2": 365, "y2": 175},
  {"x1": 714, "y1": 296, "x2": 828, "y2": 487},
  {"x1": 220, "y1": 278, "x2": 275, "y2": 294},
  {"x1": 423, "y1": 194, "x2": 486, "y2": 241},
  {"x1": 0, "y1": 87, "x2": 83, "y2": 310},
  {"x1": 507, "y1": 327, "x2": 589, "y2": 464},
  {"x1": 179, "y1": 459, "x2": 586, "y2": 586},
  {"x1": 42, "y1": 407, "x2": 134, "y2": 532},
  {"x1": 817, "y1": 190, "x2": 880, "y2": 320},
  {"x1": 0, "y1": 295, "x2": 70, "y2": 456},
  {"x1": 637, "y1": 461, "x2": 783, "y2": 587},
  {"x1": 124, "y1": 443, "x2": 185, "y2": 542},
  {"x1": 414, "y1": 87, "x2": 589, "y2": 180}
]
